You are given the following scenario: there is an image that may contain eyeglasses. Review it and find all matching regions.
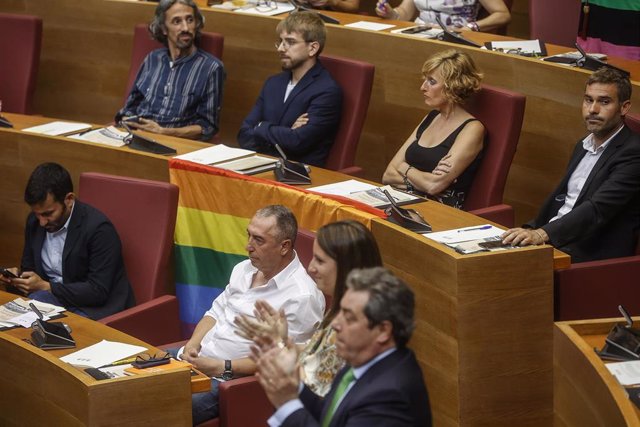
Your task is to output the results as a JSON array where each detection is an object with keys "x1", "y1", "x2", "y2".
[
  {"x1": 135, "y1": 352, "x2": 171, "y2": 363},
  {"x1": 256, "y1": 0, "x2": 276, "y2": 12},
  {"x1": 492, "y1": 47, "x2": 540, "y2": 58},
  {"x1": 275, "y1": 38, "x2": 308, "y2": 50}
]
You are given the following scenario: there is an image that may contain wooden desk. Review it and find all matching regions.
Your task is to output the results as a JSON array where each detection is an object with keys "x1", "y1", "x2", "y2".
[
  {"x1": 0, "y1": 291, "x2": 194, "y2": 425},
  {"x1": 2, "y1": 0, "x2": 640, "y2": 226},
  {"x1": 2, "y1": 112, "x2": 558, "y2": 425},
  {"x1": 554, "y1": 319, "x2": 640, "y2": 427}
]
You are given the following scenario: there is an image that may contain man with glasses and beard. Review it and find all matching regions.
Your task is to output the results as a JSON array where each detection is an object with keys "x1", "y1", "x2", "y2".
[
  {"x1": 238, "y1": 11, "x2": 342, "y2": 167},
  {"x1": 115, "y1": 0, "x2": 224, "y2": 141},
  {"x1": 502, "y1": 67, "x2": 640, "y2": 262}
]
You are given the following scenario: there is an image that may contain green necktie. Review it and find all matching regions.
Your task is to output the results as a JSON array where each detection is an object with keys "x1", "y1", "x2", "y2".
[{"x1": 322, "y1": 368, "x2": 356, "y2": 427}]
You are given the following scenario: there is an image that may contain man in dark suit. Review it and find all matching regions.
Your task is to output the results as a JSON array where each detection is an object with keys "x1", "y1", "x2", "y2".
[
  {"x1": 254, "y1": 267, "x2": 431, "y2": 427},
  {"x1": 237, "y1": 11, "x2": 342, "y2": 167},
  {"x1": 0, "y1": 163, "x2": 135, "y2": 320},
  {"x1": 502, "y1": 67, "x2": 640, "y2": 262}
]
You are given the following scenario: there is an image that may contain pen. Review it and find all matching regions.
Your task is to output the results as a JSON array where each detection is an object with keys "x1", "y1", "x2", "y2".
[
  {"x1": 77, "y1": 127, "x2": 94, "y2": 137},
  {"x1": 99, "y1": 357, "x2": 138, "y2": 368},
  {"x1": 457, "y1": 225, "x2": 491, "y2": 233}
]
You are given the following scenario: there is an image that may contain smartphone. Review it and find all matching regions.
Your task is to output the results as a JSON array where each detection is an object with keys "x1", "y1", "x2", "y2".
[
  {"x1": 401, "y1": 26, "x2": 431, "y2": 34},
  {"x1": 1, "y1": 268, "x2": 18, "y2": 279},
  {"x1": 123, "y1": 115, "x2": 142, "y2": 124}
]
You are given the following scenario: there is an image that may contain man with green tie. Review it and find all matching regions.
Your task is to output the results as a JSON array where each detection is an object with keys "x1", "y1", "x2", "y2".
[{"x1": 254, "y1": 267, "x2": 432, "y2": 427}]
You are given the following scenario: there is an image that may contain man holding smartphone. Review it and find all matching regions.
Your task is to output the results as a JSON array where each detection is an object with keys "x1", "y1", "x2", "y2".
[
  {"x1": 115, "y1": 0, "x2": 224, "y2": 141},
  {"x1": 0, "y1": 163, "x2": 135, "y2": 319}
]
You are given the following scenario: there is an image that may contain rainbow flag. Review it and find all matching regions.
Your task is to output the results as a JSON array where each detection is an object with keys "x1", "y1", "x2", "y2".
[{"x1": 169, "y1": 159, "x2": 382, "y2": 335}]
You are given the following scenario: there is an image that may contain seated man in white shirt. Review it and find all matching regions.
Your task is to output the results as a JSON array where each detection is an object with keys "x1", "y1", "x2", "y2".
[
  {"x1": 175, "y1": 204, "x2": 325, "y2": 424},
  {"x1": 502, "y1": 67, "x2": 640, "y2": 262}
]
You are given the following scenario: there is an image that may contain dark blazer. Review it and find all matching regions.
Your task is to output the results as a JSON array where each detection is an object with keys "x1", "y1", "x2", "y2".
[
  {"x1": 527, "y1": 125, "x2": 640, "y2": 262},
  {"x1": 237, "y1": 60, "x2": 342, "y2": 167},
  {"x1": 21, "y1": 201, "x2": 135, "y2": 320},
  {"x1": 283, "y1": 347, "x2": 431, "y2": 427}
]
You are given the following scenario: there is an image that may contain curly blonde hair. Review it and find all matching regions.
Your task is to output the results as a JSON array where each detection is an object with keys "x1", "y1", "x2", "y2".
[{"x1": 422, "y1": 49, "x2": 483, "y2": 104}]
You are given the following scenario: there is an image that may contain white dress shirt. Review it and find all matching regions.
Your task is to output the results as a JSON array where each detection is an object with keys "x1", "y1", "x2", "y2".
[
  {"x1": 550, "y1": 125, "x2": 624, "y2": 222},
  {"x1": 41, "y1": 202, "x2": 75, "y2": 285},
  {"x1": 196, "y1": 253, "x2": 324, "y2": 361}
]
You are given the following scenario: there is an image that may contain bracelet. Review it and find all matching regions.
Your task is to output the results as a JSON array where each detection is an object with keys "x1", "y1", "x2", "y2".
[
  {"x1": 466, "y1": 21, "x2": 480, "y2": 32},
  {"x1": 533, "y1": 229, "x2": 546, "y2": 245},
  {"x1": 403, "y1": 176, "x2": 414, "y2": 193},
  {"x1": 404, "y1": 166, "x2": 413, "y2": 178}
]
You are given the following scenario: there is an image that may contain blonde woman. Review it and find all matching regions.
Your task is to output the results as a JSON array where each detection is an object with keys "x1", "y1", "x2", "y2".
[{"x1": 382, "y1": 49, "x2": 485, "y2": 209}]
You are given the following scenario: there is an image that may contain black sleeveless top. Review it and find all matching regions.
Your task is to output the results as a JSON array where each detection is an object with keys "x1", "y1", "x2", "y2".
[{"x1": 405, "y1": 110, "x2": 484, "y2": 209}]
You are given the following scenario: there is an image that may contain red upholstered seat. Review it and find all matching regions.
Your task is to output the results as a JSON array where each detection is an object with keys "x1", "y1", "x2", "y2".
[
  {"x1": 626, "y1": 113, "x2": 640, "y2": 134},
  {"x1": 125, "y1": 23, "x2": 224, "y2": 102},
  {"x1": 469, "y1": 204, "x2": 515, "y2": 228},
  {"x1": 0, "y1": 13, "x2": 42, "y2": 114},
  {"x1": 529, "y1": 0, "x2": 580, "y2": 47},
  {"x1": 295, "y1": 227, "x2": 316, "y2": 269},
  {"x1": 554, "y1": 113, "x2": 640, "y2": 321},
  {"x1": 463, "y1": 84, "x2": 526, "y2": 212},
  {"x1": 79, "y1": 172, "x2": 183, "y2": 346},
  {"x1": 320, "y1": 55, "x2": 375, "y2": 175}
]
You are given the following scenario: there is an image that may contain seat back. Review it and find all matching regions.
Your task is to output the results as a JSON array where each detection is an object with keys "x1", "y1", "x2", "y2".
[
  {"x1": 124, "y1": 23, "x2": 224, "y2": 101},
  {"x1": 529, "y1": 0, "x2": 580, "y2": 47},
  {"x1": 79, "y1": 173, "x2": 179, "y2": 304},
  {"x1": 626, "y1": 113, "x2": 640, "y2": 134},
  {"x1": 295, "y1": 227, "x2": 316, "y2": 269},
  {"x1": 0, "y1": 13, "x2": 42, "y2": 114},
  {"x1": 554, "y1": 255, "x2": 640, "y2": 321},
  {"x1": 320, "y1": 55, "x2": 375, "y2": 171},
  {"x1": 463, "y1": 84, "x2": 526, "y2": 211}
]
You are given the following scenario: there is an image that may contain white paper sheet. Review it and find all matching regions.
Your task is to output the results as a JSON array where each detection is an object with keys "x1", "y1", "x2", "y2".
[
  {"x1": 607, "y1": 360, "x2": 640, "y2": 386},
  {"x1": 236, "y1": 2, "x2": 295, "y2": 16},
  {"x1": 345, "y1": 21, "x2": 395, "y2": 31},
  {"x1": 68, "y1": 126, "x2": 127, "y2": 147},
  {"x1": 0, "y1": 298, "x2": 65, "y2": 328},
  {"x1": 423, "y1": 224, "x2": 504, "y2": 244},
  {"x1": 488, "y1": 39, "x2": 545, "y2": 54},
  {"x1": 174, "y1": 144, "x2": 255, "y2": 165},
  {"x1": 308, "y1": 180, "x2": 377, "y2": 197},
  {"x1": 22, "y1": 121, "x2": 92, "y2": 136},
  {"x1": 60, "y1": 340, "x2": 147, "y2": 369}
]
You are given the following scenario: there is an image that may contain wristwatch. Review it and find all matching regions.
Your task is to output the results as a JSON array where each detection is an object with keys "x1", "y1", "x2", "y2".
[{"x1": 222, "y1": 359, "x2": 233, "y2": 380}]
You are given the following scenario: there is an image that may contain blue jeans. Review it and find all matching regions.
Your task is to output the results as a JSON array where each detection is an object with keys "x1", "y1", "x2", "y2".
[
  {"x1": 29, "y1": 290, "x2": 88, "y2": 317},
  {"x1": 165, "y1": 347, "x2": 220, "y2": 425}
]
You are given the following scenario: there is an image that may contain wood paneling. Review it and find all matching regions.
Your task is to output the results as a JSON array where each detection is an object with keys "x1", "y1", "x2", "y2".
[{"x1": 372, "y1": 219, "x2": 554, "y2": 426}]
